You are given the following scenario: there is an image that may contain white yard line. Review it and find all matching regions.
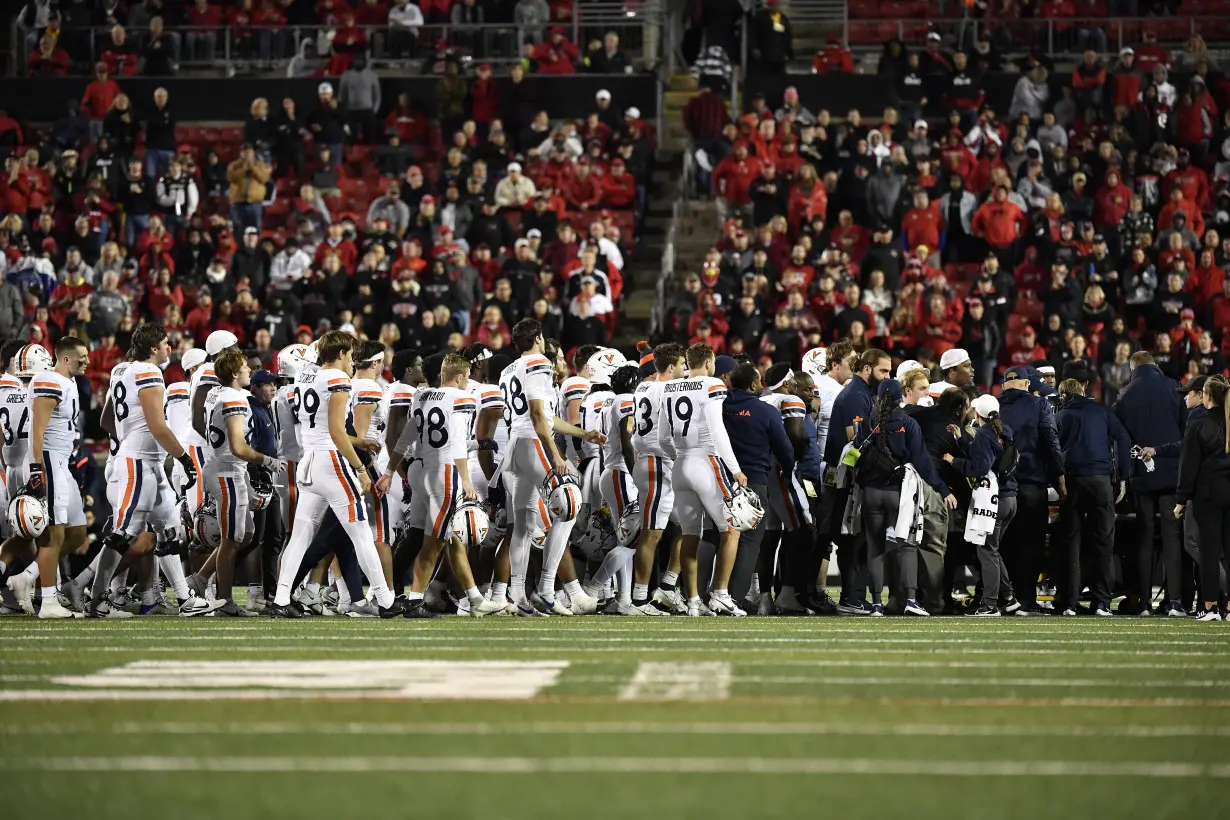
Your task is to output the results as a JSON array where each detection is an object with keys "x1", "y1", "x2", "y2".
[
  {"x1": 4, "y1": 756, "x2": 1229, "y2": 778},
  {"x1": 618, "y1": 662, "x2": 732, "y2": 701},
  {"x1": 5, "y1": 721, "x2": 1230, "y2": 738}
]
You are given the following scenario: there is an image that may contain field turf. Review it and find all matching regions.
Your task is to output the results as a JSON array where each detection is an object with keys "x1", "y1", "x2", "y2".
[{"x1": 0, "y1": 616, "x2": 1226, "y2": 819}]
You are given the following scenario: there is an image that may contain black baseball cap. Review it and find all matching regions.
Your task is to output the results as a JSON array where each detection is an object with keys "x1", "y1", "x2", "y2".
[{"x1": 1179, "y1": 375, "x2": 1208, "y2": 394}]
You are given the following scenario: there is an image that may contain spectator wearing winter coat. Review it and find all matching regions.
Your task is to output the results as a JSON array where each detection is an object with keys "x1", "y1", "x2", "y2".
[
  {"x1": 339, "y1": 57, "x2": 382, "y2": 145},
  {"x1": 692, "y1": 45, "x2": 734, "y2": 95},
  {"x1": 712, "y1": 140, "x2": 762, "y2": 223},
  {"x1": 494, "y1": 162, "x2": 537, "y2": 208},
  {"x1": 227, "y1": 144, "x2": 271, "y2": 234},
  {"x1": 1111, "y1": 49, "x2": 1144, "y2": 111},
  {"x1": 269, "y1": 237, "x2": 312, "y2": 292},
  {"x1": 938, "y1": 176, "x2": 977, "y2": 261},
  {"x1": 751, "y1": 0, "x2": 793, "y2": 74},
  {"x1": 1072, "y1": 50, "x2": 1107, "y2": 110},
  {"x1": 88, "y1": 270, "x2": 129, "y2": 337},
  {"x1": 972, "y1": 186, "x2": 1026, "y2": 266},
  {"x1": 1009, "y1": 65, "x2": 1050, "y2": 122},
  {"x1": 367, "y1": 184, "x2": 412, "y2": 236},
  {"x1": 866, "y1": 158, "x2": 905, "y2": 228}
]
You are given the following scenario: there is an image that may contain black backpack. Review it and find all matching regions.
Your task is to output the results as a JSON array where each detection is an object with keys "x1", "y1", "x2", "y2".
[
  {"x1": 994, "y1": 433, "x2": 1019, "y2": 481},
  {"x1": 856, "y1": 429, "x2": 905, "y2": 486}
]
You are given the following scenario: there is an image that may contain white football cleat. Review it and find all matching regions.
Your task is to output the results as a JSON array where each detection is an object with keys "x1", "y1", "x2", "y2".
[
  {"x1": 569, "y1": 589, "x2": 599, "y2": 615},
  {"x1": 179, "y1": 594, "x2": 224, "y2": 617},
  {"x1": 344, "y1": 598, "x2": 380, "y2": 618},
  {"x1": 294, "y1": 586, "x2": 327, "y2": 616},
  {"x1": 629, "y1": 601, "x2": 666, "y2": 616},
  {"x1": 687, "y1": 600, "x2": 715, "y2": 617},
  {"x1": 7, "y1": 573, "x2": 34, "y2": 615},
  {"x1": 88, "y1": 599, "x2": 134, "y2": 619},
  {"x1": 708, "y1": 594, "x2": 746, "y2": 617},
  {"x1": 602, "y1": 599, "x2": 631, "y2": 615},
  {"x1": 530, "y1": 590, "x2": 574, "y2": 616},
  {"x1": 39, "y1": 598, "x2": 82, "y2": 619},
  {"x1": 469, "y1": 598, "x2": 508, "y2": 618},
  {"x1": 513, "y1": 598, "x2": 547, "y2": 616},
  {"x1": 652, "y1": 588, "x2": 688, "y2": 614}
]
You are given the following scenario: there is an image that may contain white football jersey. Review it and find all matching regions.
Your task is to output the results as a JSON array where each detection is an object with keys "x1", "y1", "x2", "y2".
[
  {"x1": 600, "y1": 391, "x2": 635, "y2": 471},
  {"x1": 760, "y1": 392, "x2": 807, "y2": 421},
  {"x1": 205, "y1": 386, "x2": 252, "y2": 471},
  {"x1": 163, "y1": 379, "x2": 191, "y2": 456},
  {"x1": 559, "y1": 374, "x2": 590, "y2": 462},
  {"x1": 295, "y1": 367, "x2": 351, "y2": 453},
  {"x1": 413, "y1": 386, "x2": 475, "y2": 464},
  {"x1": 28, "y1": 370, "x2": 80, "y2": 457},
  {"x1": 0, "y1": 374, "x2": 28, "y2": 469},
  {"x1": 350, "y1": 377, "x2": 386, "y2": 444},
  {"x1": 631, "y1": 379, "x2": 670, "y2": 459},
  {"x1": 181, "y1": 362, "x2": 219, "y2": 448},
  {"x1": 273, "y1": 383, "x2": 302, "y2": 462},
  {"x1": 579, "y1": 389, "x2": 612, "y2": 462},
  {"x1": 659, "y1": 376, "x2": 738, "y2": 466},
  {"x1": 112, "y1": 360, "x2": 167, "y2": 460},
  {"x1": 499, "y1": 353, "x2": 555, "y2": 441}
]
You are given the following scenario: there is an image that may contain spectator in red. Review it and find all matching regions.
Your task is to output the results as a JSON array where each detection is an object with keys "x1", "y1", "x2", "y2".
[
  {"x1": 1209, "y1": 275, "x2": 1230, "y2": 334},
  {"x1": 1110, "y1": 48, "x2": 1144, "y2": 111},
  {"x1": 1164, "y1": 147, "x2": 1210, "y2": 210},
  {"x1": 600, "y1": 158, "x2": 636, "y2": 209},
  {"x1": 1072, "y1": 49, "x2": 1107, "y2": 109},
  {"x1": 10, "y1": 149, "x2": 52, "y2": 222},
  {"x1": 1188, "y1": 248, "x2": 1225, "y2": 310},
  {"x1": 185, "y1": 0, "x2": 223, "y2": 62},
  {"x1": 683, "y1": 84, "x2": 729, "y2": 145},
  {"x1": 88, "y1": 333, "x2": 124, "y2": 395},
  {"x1": 183, "y1": 289, "x2": 214, "y2": 339},
  {"x1": 812, "y1": 34, "x2": 854, "y2": 74},
  {"x1": 691, "y1": 317, "x2": 728, "y2": 354},
  {"x1": 81, "y1": 63, "x2": 120, "y2": 139},
  {"x1": 28, "y1": 35, "x2": 70, "y2": 77},
  {"x1": 917, "y1": 292, "x2": 962, "y2": 358},
  {"x1": 972, "y1": 186, "x2": 1027, "y2": 265},
  {"x1": 1008, "y1": 323, "x2": 1046, "y2": 366},
  {"x1": 1159, "y1": 229, "x2": 1197, "y2": 274},
  {"x1": 1175, "y1": 86, "x2": 1216, "y2": 155},
  {"x1": 476, "y1": 305, "x2": 512, "y2": 346},
  {"x1": 1135, "y1": 29, "x2": 1170, "y2": 75},
  {"x1": 314, "y1": 223, "x2": 359, "y2": 271},
  {"x1": 1094, "y1": 169, "x2": 1132, "y2": 232},
  {"x1": 470, "y1": 63, "x2": 500, "y2": 133},
  {"x1": 101, "y1": 25, "x2": 140, "y2": 77},
  {"x1": 712, "y1": 139, "x2": 762, "y2": 222},
  {"x1": 1158, "y1": 187, "x2": 1206, "y2": 237},
  {"x1": 533, "y1": 28, "x2": 580, "y2": 74},
  {"x1": 901, "y1": 190, "x2": 941, "y2": 254},
  {"x1": 49, "y1": 264, "x2": 94, "y2": 331},
  {"x1": 563, "y1": 162, "x2": 601, "y2": 211},
  {"x1": 940, "y1": 130, "x2": 976, "y2": 183}
]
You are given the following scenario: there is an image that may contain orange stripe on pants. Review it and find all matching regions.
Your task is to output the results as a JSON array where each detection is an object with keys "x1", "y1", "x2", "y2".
[
  {"x1": 329, "y1": 452, "x2": 358, "y2": 523},
  {"x1": 118, "y1": 459, "x2": 136, "y2": 530},
  {"x1": 611, "y1": 471, "x2": 625, "y2": 517},
  {"x1": 643, "y1": 456, "x2": 656, "y2": 530},
  {"x1": 709, "y1": 456, "x2": 733, "y2": 500},
  {"x1": 432, "y1": 467, "x2": 453, "y2": 538}
]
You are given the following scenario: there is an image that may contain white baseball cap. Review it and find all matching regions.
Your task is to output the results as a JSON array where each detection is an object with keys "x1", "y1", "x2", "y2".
[
  {"x1": 181, "y1": 348, "x2": 207, "y2": 373},
  {"x1": 507, "y1": 161, "x2": 522, "y2": 173},
  {"x1": 205, "y1": 330, "x2": 239, "y2": 356},
  {"x1": 914, "y1": 119, "x2": 928, "y2": 130},
  {"x1": 939, "y1": 348, "x2": 971, "y2": 371},
  {"x1": 596, "y1": 89, "x2": 611, "y2": 101},
  {"x1": 896, "y1": 359, "x2": 922, "y2": 380},
  {"x1": 626, "y1": 107, "x2": 640, "y2": 119},
  {"x1": 972, "y1": 394, "x2": 1000, "y2": 418},
  {"x1": 318, "y1": 81, "x2": 333, "y2": 95}
]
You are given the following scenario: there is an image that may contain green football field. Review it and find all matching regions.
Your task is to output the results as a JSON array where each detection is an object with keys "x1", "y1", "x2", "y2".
[{"x1": 0, "y1": 616, "x2": 1227, "y2": 820}]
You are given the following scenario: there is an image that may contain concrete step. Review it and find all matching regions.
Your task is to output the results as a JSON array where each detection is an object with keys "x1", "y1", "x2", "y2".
[
  {"x1": 623, "y1": 289, "x2": 658, "y2": 321},
  {"x1": 667, "y1": 73, "x2": 699, "y2": 92}
]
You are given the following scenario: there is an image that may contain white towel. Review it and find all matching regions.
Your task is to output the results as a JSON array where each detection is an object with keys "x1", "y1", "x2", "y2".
[
  {"x1": 963, "y1": 472, "x2": 1000, "y2": 546},
  {"x1": 894, "y1": 464, "x2": 926, "y2": 546}
]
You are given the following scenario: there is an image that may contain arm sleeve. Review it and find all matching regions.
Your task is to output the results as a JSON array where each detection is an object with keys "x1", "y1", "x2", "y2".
[
  {"x1": 907, "y1": 419, "x2": 949, "y2": 496},
  {"x1": 950, "y1": 428, "x2": 995, "y2": 478},
  {"x1": 767, "y1": 411, "x2": 796, "y2": 473},
  {"x1": 1176, "y1": 423, "x2": 1202, "y2": 505},
  {"x1": 707, "y1": 397, "x2": 740, "y2": 473},
  {"x1": 1108, "y1": 407, "x2": 1134, "y2": 478},
  {"x1": 392, "y1": 405, "x2": 419, "y2": 459},
  {"x1": 449, "y1": 405, "x2": 473, "y2": 462},
  {"x1": 1038, "y1": 402, "x2": 1066, "y2": 482}
]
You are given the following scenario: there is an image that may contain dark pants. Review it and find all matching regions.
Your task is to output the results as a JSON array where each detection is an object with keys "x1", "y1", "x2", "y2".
[
  {"x1": 728, "y1": 481, "x2": 768, "y2": 604},
  {"x1": 257, "y1": 489, "x2": 285, "y2": 597},
  {"x1": 1002, "y1": 483, "x2": 1049, "y2": 607},
  {"x1": 822, "y1": 485, "x2": 866, "y2": 603},
  {"x1": 912, "y1": 482, "x2": 948, "y2": 609},
  {"x1": 1131, "y1": 490, "x2": 1183, "y2": 607},
  {"x1": 1056, "y1": 474, "x2": 1116, "y2": 610},
  {"x1": 861, "y1": 485, "x2": 900, "y2": 602},
  {"x1": 1192, "y1": 501, "x2": 1230, "y2": 607},
  {"x1": 977, "y1": 495, "x2": 1017, "y2": 603},
  {"x1": 292, "y1": 509, "x2": 366, "y2": 598}
]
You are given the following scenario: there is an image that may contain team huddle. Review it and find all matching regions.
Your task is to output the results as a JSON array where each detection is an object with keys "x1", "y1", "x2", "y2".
[{"x1": 0, "y1": 317, "x2": 781, "y2": 619}]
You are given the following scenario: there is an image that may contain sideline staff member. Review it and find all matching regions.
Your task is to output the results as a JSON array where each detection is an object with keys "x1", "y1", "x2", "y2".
[{"x1": 1175, "y1": 375, "x2": 1230, "y2": 622}]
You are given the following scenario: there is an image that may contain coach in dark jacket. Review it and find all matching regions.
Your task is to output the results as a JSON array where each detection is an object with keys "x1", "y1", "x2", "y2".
[
  {"x1": 1112, "y1": 351, "x2": 1184, "y2": 614},
  {"x1": 1055, "y1": 370, "x2": 1134, "y2": 615},
  {"x1": 999, "y1": 366, "x2": 1065, "y2": 613},
  {"x1": 720, "y1": 359, "x2": 795, "y2": 604}
]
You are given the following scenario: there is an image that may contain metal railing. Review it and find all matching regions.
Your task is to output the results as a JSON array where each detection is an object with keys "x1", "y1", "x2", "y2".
[
  {"x1": 16, "y1": 1, "x2": 665, "y2": 76},
  {"x1": 650, "y1": 142, "x2": 693, "y2": 339}
]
